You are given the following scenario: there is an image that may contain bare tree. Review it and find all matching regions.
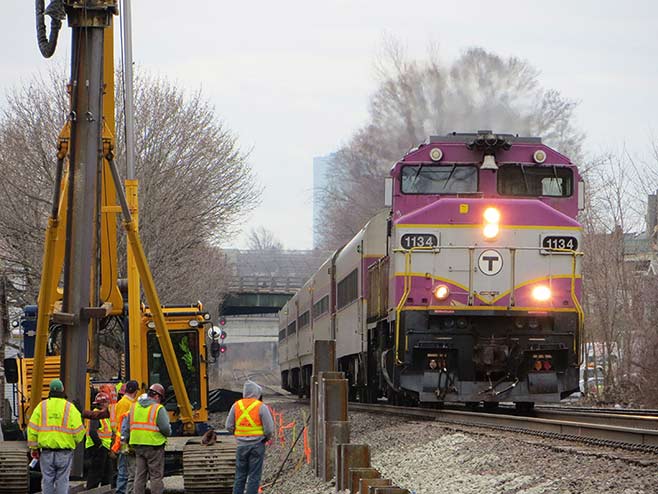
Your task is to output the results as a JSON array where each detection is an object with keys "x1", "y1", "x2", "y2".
[
  {"x1": 317, "y1": 39, "x2": 584, "y2": 249},
  {"x1": 0, "y1": 69, "x2": 69, "y2": 305},
  {"x1": 247, "y1": 226, "x2": 284, "y2": 251},
  {"x1": 580, "y1": 153, "x2": 653, "y2": 404},
  {"x1": 0, "y1": 68, "x2": 259, "y2": 309}
]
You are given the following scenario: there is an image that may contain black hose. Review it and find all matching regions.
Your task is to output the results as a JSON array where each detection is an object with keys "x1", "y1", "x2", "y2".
[
  {"x1": 35, "y1": 0, "x2": 65, "y2": 58},
  {"x1": 268, "y1": 415, "x2": 310, "y2": 491}
]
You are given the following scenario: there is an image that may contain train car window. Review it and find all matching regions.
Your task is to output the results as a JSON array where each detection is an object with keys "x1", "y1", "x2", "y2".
[
  {"x1": 312, "y1": 295, "x2": 329, "y2": 319},
  {"x1": 278, "y1": 329, "x2": 286, "y2": 341},
  {"x1": 287, "y1": 321, "x2": 297, "y2": 336},
  {"x1": 497, "y1": 164, "x2": 573, "y2": 197},
  {"x1": 401, "y1": 164, "x2": 478, "y2": 194},
  {"x1": 337, "y1": 269, "x2": 358, "y2": 309},
  {"x1": 298, "y1": 311, "x2": 310, "y2": 329}
]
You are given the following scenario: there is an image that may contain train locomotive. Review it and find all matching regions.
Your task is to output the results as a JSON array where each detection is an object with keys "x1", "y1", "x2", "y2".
[{"x1": 280, "y1": 131, "x2": 583, "y2": 408}]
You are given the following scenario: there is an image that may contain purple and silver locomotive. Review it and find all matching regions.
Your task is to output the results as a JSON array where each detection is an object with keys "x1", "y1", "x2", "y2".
[{"x1": 280, "y1": 131, "x2": 583, "y2": 407}]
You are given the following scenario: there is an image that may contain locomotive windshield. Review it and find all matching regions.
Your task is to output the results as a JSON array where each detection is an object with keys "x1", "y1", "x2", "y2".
[
  {"x1": 497, "y1": 164, "x2": 572, "y2": 197},
  {"x1": 401, "y1": 164, "x2": 478, "y2": 194}
]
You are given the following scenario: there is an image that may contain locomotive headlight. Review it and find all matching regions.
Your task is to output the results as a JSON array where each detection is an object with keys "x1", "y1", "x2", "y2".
[
  {"x1": 532, "y1": 285, "x2": 551, "y2": 302},
  {"x1": 483, "y1": 223, "x2": 499, "y2": 239},
  {"x1": 483, "y1": 207, "x2": 500, "y2": 240},
  {"x1": 433, "y1": 285, "x2": 450, "y2": 301},
  {"x1": 483, "y1": 207, "x2": 500, "y2": 223}
]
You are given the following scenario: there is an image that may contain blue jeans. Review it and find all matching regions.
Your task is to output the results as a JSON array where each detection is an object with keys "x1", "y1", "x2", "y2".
[
  {"x1": 116, "y1": 453, "x2": 128, "y2": 494},
  {"x1": 233, "y1": 441, "x2": 265, "y2": 494},
  {"x1": 40, "y1": 449, "x2": 74, "y2": 494}
]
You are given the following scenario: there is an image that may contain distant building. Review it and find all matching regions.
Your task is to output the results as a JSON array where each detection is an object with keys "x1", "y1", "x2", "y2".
[{"x1": 313, "y1": 153, "x2": 336, "y2": 248}]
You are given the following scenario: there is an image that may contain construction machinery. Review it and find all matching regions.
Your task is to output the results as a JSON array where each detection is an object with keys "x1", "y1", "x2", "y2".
[{"x1": 0, "y1": 1, "x2": 235, "y2": 491}]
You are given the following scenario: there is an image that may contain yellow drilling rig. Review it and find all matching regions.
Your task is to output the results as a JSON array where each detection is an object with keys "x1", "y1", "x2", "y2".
[{"x1": 0, "y1": 1, "x2": 235, "y2": 491}]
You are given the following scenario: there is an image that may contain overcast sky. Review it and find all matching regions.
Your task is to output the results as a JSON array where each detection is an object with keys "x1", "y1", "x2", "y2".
[{"x1": 2, "y1": 1, "x2": 657, "y2": 249}]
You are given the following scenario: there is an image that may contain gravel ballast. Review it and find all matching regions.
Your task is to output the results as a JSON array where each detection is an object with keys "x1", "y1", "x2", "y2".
[{"x1": 210, "y1": 400, "x2": 658, "y2": 494}]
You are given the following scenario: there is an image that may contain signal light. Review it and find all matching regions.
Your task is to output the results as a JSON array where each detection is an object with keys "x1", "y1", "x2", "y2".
[
  {"x1": 210, "y1": 341, "x2": 220, "y2": 358},
  {"x1": 220, "y1": 330, "x2": 226, "y2": 340},
  {"x1": 543, "y1": 360, "x2": 552, "y2": 371},
  {"x1": 219, "y1": 317, "x2": 227, "y2": 326},
  {"x1": 220, "y1": 345, "x2": 227, "y2": 354}
]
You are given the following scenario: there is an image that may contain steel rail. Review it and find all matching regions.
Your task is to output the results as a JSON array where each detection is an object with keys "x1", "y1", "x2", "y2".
[
  {"x1": 532, "y1": 409, "x2": 658, "y2": 431},
  {"x1": 347, "y1": 403, "x2": 658, "y2": 453},
  {"x1": 536, "y1": 404, "x2": 658, "y2": 416}
]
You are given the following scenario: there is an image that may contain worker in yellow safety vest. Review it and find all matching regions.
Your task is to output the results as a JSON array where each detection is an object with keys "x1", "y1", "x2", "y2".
[
  {"x1": 85, "y1": 392, "x2": 114, "y2": 489},
  {"x1": 113, "y1": 379, "x2": 139, "y2": 494},
  {"x1": 27, "y1": 379, "x2": 86, "y2": 494},
  {"x1": 121, "y1": 383, "x2": 171, "y2": 494},
  {"x1": 225, "y1": 380, "x2": 275, "y2": 494}
]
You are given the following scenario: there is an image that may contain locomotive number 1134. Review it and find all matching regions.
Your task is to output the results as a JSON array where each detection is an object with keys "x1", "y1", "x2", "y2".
[
  {"x1": 540, "y1": 235, "x2": 578, "y2": 254},
  {"x1": 400, "y1": 233, "x2": 438, "y2": 249}
]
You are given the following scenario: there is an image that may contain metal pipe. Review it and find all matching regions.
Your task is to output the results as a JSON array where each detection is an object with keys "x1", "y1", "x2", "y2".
[
  {"x1": 121, "y1": 0, "x2": 141, "y2": 381},
  {"x1": 509, "y1": 248, "x2": 516, "y2": 307},
  {"x1": 468, "y1": 248, "x2": 474, "y2": 305},
  {"x1": 61, "y1": 24, "x2": 106, "y2": 478},
  {"x1": 120, "y1": 0, "x2": 136, "y2": 180}
]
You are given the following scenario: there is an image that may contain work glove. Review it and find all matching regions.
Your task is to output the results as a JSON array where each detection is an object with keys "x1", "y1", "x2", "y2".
[{"x1": 31, "y1": 449, "x2": 40, "y2": 460}]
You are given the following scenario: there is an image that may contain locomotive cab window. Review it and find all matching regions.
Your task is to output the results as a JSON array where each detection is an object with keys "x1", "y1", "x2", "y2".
[
  {"x1": 401, "y1": 164, "x2": 478, "y2": 194},
  {"x1": 497, "y1": 164, "x2": 573, "y2": 197}
]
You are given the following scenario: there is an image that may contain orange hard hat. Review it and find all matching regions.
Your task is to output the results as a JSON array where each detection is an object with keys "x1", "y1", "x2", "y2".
[{"x1": 92, "y1": 392, "x2": 110, "y2": 406}]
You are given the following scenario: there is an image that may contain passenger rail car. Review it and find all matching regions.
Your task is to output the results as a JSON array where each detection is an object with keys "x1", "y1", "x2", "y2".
[{"x1": 280, "y1": 131, "x2": 583, "y2": 407}]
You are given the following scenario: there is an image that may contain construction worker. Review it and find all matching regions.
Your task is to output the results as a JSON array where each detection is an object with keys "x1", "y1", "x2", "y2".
[
  {"x1": 27, "y1": 379, "x2": 86, "y2": 494},
  {"x1": 225, "y1": 380, "x2": 274, "y2": 494},
  {"x1": 114, "y1": 379, "x2": 139, "y2": 494},
  {"x1": 85, "y1": 392, "x2": 114, "y2": 489},
  {"x1": 98, "y1": 383, "x2": 118, "y2": 430},
  {"x1": 121, "y1": 383, "x2": 171, "y2": 494}
]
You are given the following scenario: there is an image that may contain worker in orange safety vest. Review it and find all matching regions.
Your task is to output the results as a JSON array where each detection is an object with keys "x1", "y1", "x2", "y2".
[
  {"x1": 225, "y1": 381, "x2": 274, "y2": 494},
  {"x1": 113, "y1": 380, "x2": 139, "y2": 494}
]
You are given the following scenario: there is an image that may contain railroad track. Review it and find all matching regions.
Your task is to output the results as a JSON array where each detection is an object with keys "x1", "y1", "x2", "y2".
[
  {"x1": 347, "y1": 402, "x2": 658, "y2": 453},
  {"x1": 467, "y1": 403, "x2": 658, "y2": 430}
]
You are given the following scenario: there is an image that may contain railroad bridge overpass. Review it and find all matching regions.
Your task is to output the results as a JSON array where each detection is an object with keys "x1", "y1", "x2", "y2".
[{"x1": 211, "y1": 249, "x2": 329, "y2": 394}]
